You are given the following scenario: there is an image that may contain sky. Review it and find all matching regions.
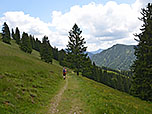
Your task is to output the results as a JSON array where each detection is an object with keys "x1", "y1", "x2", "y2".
[{"x1": 0, "y1": 0, "x2": 151, "y2": 51}]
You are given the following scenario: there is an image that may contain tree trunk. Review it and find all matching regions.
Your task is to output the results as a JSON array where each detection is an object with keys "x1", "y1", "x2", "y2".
[{"x1": 77, "y1": 71, "x2": 79, "y2": 76}]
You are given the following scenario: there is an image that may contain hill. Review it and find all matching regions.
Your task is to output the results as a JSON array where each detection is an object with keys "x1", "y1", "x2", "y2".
[
  {"x1": 91, "y1": 44, "x2": 136, "y2": 70},
  {"x1": 0, "y1": 39, "x2": 64, "y2": 114},
  {"x1": 45, "y1": 72, "x2": 152, "y2": 114}
]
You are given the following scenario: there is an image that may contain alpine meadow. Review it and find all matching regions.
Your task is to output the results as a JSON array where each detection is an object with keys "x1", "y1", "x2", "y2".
[{"x1": 0, "y1": 1, "x2": 152, "y2": 114}]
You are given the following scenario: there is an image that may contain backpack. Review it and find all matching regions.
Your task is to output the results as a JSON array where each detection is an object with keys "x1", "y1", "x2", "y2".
[{"x1": 63, "y1": 68, "x2": 66, "y2": 73}]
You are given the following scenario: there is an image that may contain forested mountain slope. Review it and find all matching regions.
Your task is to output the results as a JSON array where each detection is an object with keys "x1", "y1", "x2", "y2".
[{"x1": 91, "y1": 44, "x2": 136, "y2": 70}]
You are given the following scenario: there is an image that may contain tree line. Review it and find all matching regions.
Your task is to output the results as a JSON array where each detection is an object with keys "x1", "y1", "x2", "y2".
[{"x1": 1, "y1": 22, "x2": 63, "y2": 64}]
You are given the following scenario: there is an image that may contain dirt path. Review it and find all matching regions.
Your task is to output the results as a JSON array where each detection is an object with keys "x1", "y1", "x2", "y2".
[
  {"x1": 47, "y1": 73, "x2": 84, "y2": 114},
  {"x1": 47, "y1": 78, "x2": 68, "y2": 114}
]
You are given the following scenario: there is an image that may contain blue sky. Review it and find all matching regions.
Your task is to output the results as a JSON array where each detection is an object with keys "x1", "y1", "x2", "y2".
[
  {"x1": 0, "y1": 0, "x2": 151, "y2": 51},
  {"x1": 0, "y1": 0, "x2": 136, "y2": 22}
]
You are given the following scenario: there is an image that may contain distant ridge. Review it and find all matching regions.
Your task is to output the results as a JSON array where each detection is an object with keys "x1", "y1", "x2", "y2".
[
  {"x1": 91, "y1": 49, "x2": 103, "y2": 54},
  {"x1": 91, "y1": 44, "x2": 136, "y2": 70},
  {"x1": 87, "y1": 49, "x2": 103, "y2": 58}
]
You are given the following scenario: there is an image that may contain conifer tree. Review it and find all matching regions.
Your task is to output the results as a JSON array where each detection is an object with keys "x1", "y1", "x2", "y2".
[
  {"x1": 29, "y1": 35, "x2": 35, "y2": 49},
  {"x1": 59, "y1": 49, "x2": 66, "y2": 66},
  {"x1": 66, "y1": 24, "x2": 87, "y2": 75},
  {"x1": 131, "y1": 3, "x2": 152, "y2": 101},
  {"x1": 15, "y1": 27, "x2": 20, "y2": 44},
  {"x1": 11, "y1": 28, "x2": 15, "y2": 40},
  {"x1": 34, "y1": 38, "x2": 41, "y2": 52},
  {"x1": 20, "y1": 32, "x2": 32, "y2": 54},
  {"x1": 82, "y1": 57, "x2": 93, "y2": 79},
  {"x1": 40, "y1": 36, "x2": 53, "y2": 63},
  {"x1": 2, "y1": 22, "x2": 11, "y2": 44},
  {"x1": 52, "y1": 47, "x2": 59, "y2": 60}
]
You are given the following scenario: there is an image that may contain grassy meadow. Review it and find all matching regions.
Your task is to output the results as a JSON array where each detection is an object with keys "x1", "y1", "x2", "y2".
[
  {"x1": 56, "y1": 72, "x2": 152, "y2": 114},
  {"x1": 0, "y1": 39, "x2": 64, "y2": 114}
]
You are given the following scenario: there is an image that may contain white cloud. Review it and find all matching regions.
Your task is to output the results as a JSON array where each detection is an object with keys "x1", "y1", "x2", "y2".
[
  {"x1": 0, "y1": 0, "x2": 151, "y2": 51},
  {"x1": 51, "y1": 0, "x2": 151, "y2": 51}
]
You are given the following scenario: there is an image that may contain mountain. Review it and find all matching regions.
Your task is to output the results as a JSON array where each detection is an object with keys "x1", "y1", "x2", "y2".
[
  {"x1": 87, "y1": 52, "x2": 94, "y2": 58},
  {"x1": 91, "y1": 44, "x2": 136, "y2": 70},
  {"x1": 86, "y1": 49, "x2": 103, "y2": 58},
  {"x1": 91, "y1": 49, "x2": 103, "y2": 54}
]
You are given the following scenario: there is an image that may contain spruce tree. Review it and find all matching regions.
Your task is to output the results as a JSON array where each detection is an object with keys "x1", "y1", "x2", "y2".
[
  {"x1": 52, "y1": 47, "x2": 59, "y2": 60},
  {"x1": 40, "y1": 36, "x2": 53, "y2": 63},
  {"x1": 131, "y1": 3, "x2": 152, "y2": 101},
  {"x1": 66, "y1": 24, "x2": 87, "y2": 75},
  {"x1": 34, "y1": 38, "x2": 41, "y2": 52},
  {"x1": 20, "y1": 32, "x2": 32, "y2": 54},
  {"x1": 29, "y1": 35, "x2": 35, "y2": 49},
  {"x1": 58, "y1": 49, "x2": 66, "y2": 66},
  {"x1": 15, "y1": 27, "x2": 20, "y2": 44},
  {"x1": 11, "y1": 28, "x2": 15, "y2": 40},
  {"x1": 82, "y1": 57, "x2": 93, "y2": 79},
  {"x1": 2, "y1": 22, "x2": 11, "y2": 44}
]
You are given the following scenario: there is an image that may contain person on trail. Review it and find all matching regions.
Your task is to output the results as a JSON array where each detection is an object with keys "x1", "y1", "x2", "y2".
[{"x1": 63, "y1": 67, "x2": 67, "y2": 80}]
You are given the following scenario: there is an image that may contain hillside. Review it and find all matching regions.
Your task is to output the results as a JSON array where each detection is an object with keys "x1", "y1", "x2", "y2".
[
  {"x1": 0, "y1": 39, "x2": 152, "y2": 114},
  {"x1": 0, "y1": 39, "x2": 64, "y2": 113},
  {"x1": 45, "y1": 72, "x2": 152, "y2": 114},
  {"x1": 91, "y1": 44, "x2": 136, "y2": 70}
]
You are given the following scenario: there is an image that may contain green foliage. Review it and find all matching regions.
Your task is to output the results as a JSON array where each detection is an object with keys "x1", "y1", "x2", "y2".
[
  {"x1": 0, "y1": 40, "x2": 63, "y2": 114},
  {"x1": 92, "y1": 44, "x2": 136, "y2": 70},
  {"x1": 29, "y1": 35, "x2": 36, "y2": 49},
  {"x1": 20, "y1": 32, "x2": 32, "y2": 54},
  {"x1": 2, "y1": 22, "x2": 11, "y2": 44},
  {"x1": 58, "y1": 49, "x2": 66, "y2": 66},
  {"x1": 82, "y1": 60, "x2": 132, "y2": 94},
  {"x1": 15, "y1": 27, "x2": 20, "y2": 44},
  {"x1": 131, "y1": 3, "x2": 152, "y2": 101},
  {"x1": 40, "y1": 36, "x2": 53, "y2": 63},
  {"x1": 66, "y1": 24, "x2": 87, "y2": 75},
  {"x1": 34, "y1": 38, "x2": 41, "y2": 52},
  {"x1": 52, "y1": 47, "x2": 59, "y2": 60},
  {"x1": 11, "y1": 28, "x2": 15, "y2": 40}
]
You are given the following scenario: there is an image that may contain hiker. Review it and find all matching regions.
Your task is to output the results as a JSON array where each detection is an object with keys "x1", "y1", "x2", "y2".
[{"x1": 63, "y1": 67, "x2": 67, "y2": 80}]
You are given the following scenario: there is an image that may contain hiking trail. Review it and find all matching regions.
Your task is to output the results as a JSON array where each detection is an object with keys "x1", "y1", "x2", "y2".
[
  {"x1": 47, "y1": 77, "x2": 68, "y2": 114},
  {"x1": 47, "y1": 73, "x2": 84, "y2": 114}
]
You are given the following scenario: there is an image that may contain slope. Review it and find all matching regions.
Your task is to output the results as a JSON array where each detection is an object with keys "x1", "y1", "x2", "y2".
[
  {"x1": 0, "y1": 39, "x2": 64, "y2": 114},
  {"x1": 91, "y1": 44, "x2": 136, "y2": 70},
  {"x1": 42, "y1": 72, "x2": 152, "y2": 114}
]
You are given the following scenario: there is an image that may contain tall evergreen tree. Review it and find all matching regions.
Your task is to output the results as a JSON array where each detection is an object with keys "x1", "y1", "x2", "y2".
[
  {"x1": 52, "y1": 47, "x2": 59, "y2": 60},
  {"x1": 40, "y1": 36, "x2": 53, "y2": 63},
  {"x1": 131, "y1": 3, "x2": 152, "y2": 101},
  {"x1": 82, "y1": 57, "x2": 93, "y2": 79},
  {"x1": 34, "y1": 38, "x2": 41, "y2": 52},
  {"x1": 58, "y1": 49, "x2": 66, "y2": 66},
  {"x1": 2, "y1": 22, "x2": 11, "y2": 44},
  {"x1": 15, "y1": 27, "x2": 20, "y2": 44},
  {"x1": 20, "y1": 32, "x2": 32, "y2": 54},
  {"x1": 11, "y1": 28, "x2": 15, "y2": 40},
  {"x1": 29, "y1": 35, "x2": 35, "y2": 49},
  {"x1": 66, "y1": 24, "x2": 87, "y2": 75}
]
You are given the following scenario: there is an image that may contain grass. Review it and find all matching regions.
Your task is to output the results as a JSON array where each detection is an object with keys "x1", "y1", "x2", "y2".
[
  {"x1": 54, "y1": 72, "x2": 152, "y2": 114},
  {"x1": 0, "y1": 40, "x2": 64, "y2": 114},
  {"x1": 0, "y1": 38, "x2": 152, "y2": 114},
  {"x1": 78, "y1": 76, "x2": 152, "y2": 114}
]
